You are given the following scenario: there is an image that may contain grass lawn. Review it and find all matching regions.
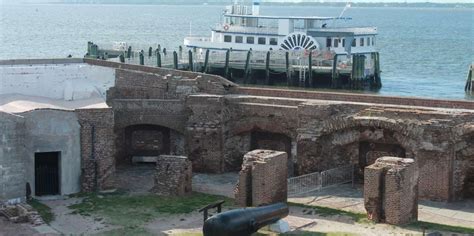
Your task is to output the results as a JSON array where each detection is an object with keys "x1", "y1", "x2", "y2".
[
  {"x1": 68, "y1": 191, "x2": 233, "y2": 234},
  {"x1": 28, "y1": 199, "x2": 54, "y2": 224}
]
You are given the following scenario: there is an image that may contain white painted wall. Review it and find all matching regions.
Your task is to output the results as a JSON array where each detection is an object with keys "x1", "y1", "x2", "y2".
[{"x1": 0, "y1": 63, "x2": 115, "y2": 101}]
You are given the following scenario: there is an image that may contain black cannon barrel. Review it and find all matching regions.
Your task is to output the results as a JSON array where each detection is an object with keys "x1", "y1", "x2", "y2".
[{"x1": 203, "y1": 203, "x2": 289, "y2": 236}]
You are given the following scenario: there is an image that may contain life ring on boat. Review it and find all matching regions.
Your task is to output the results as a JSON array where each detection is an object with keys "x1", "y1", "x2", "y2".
[{"x1": 223, "y1": 25, "x2": 230, "y2": 31}]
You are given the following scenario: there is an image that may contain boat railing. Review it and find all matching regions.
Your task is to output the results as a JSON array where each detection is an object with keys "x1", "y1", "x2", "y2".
[
  {"x1": 109, "y1": 45, "x2": 377, "y2": 77},
  {"x1": 184, "y1": 37, "x2": 212, "y2": 42},
  {"x1": 213, "y1": 24, "x2": 279, "y2": 35}
]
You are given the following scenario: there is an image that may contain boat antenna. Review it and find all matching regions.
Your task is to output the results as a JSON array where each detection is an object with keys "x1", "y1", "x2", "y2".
[{"x1": 338, "y1": 1, "x2": 352, "y2": 18}]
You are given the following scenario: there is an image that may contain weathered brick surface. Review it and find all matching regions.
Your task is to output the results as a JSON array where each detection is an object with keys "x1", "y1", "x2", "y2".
[
  {"x1": 235, "y1": 150, "x2": 288, "y2": 207},
  {"x1": 76, "y1": 108, "x2": 115, "y2": 192},
  {"x1": 95, "y1": 60, "x2": 474, "y2": 202},
  {"x1": 364, "y1": 157, "x2": 418, "y2": 225},
  {"x1": 185, "y1": 95, "x2": 226, "y2": 173},
  {"x1": 151, "y1": 155, "x2": 192, "y2": 196}
]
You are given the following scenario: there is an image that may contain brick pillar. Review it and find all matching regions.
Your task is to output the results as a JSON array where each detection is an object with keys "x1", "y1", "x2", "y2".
[
  {"x1": 151, "y1": 155, "x2": 192, "y2": 196},
  {"x1": 76, "y1": 108, "x2": 115, "y2": 192},
  {"x1": 235, "y1": 150, "x2": 288, "y2": 207},
  {"x1": 185, "y1": 95, "x2": 226, "y2": 173},
  {"x1": 364, "y1": 156, "x2": 418, "y2": 225}
]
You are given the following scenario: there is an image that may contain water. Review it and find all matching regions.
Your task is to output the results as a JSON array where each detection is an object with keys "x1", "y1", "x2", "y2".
[{"x1": 0, "y1": 4, "x2": 473, "y2": 100}]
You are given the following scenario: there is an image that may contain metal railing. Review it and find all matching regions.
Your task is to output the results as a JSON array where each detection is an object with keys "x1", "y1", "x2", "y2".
[{"x1": 287, "y1": 164, "x2": 354, "y2": 197}]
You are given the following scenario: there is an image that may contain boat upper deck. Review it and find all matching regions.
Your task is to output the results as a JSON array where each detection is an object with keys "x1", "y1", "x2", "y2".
[{"x1": 224, "y1": 13, "x2": 352, "y2": 21}]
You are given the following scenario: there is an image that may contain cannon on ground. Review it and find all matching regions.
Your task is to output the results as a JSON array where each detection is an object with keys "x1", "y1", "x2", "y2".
[{"x1": 202, "y1": 202, "x2": 289, "y2": 236}]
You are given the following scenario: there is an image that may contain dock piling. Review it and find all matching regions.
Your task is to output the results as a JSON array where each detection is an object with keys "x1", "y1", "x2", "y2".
[
  {"x1": 244, "y1": 50, "x2": 252, "y2": 84},
  {"x1": 202, "y1": 49, "x2": 210, "y2": 73},
  {"x1": 188, "y1": 50, "x2": 193, "y2": 72},
  {"x1": 285, "y1": 51, "x2": 291, "y2": 86},
  {"x1": 374, "y1": 52, "x2": 382, "y2": 89},
  {"x1": 173, "y1": 51, "x2": 178, "y2": 69},
  {"x1": 308, "y1": 50, "x2": 313, "y2": 87},
  {"x1": 139, "y1": 50, "x2": 144, "y2": 65},
  {"x1": 156, "y1": 51, "x2": 162, "y2": 67},
  {"x1": 466, "y1": 64, "x2": 473, "y2": 93},
  {"x1": 127, "y1": 46, "x2": 132, "y2": 59},
  {"x1": 224, "y1": 49, "x2": 231, "y2": 80},
  {"x1": 331, "y1": 54, "x2": 338, "y2": 88},
  {"x1": 265, "y1": 51, "x2": 271, "y2": 85}
]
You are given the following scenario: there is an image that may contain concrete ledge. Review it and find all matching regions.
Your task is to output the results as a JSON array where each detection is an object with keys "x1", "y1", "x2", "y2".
[
  {"x1": 0, "y1": 58, "x2": 84, "y2": 66},
  {"x1": 237, "y1": 87, "x2": 474, "y2": 110},
  {"x1": 132, "y1": 156, "x2": 159, "y2": 163}
]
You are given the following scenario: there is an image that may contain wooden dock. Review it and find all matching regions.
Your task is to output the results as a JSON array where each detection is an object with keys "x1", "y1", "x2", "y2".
[{"x1": 85, "y1": 42, "x2": 382, "y2": 90}]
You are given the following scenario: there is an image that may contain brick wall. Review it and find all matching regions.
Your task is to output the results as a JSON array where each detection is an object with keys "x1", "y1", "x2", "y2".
[
  {"x1": 151, "y1": 155, "x2": 192, "y2": 196},
  {"x1": 235, "y1": 150, "x2": 288, "y2": 207},
  {"x1": 236, "y1": 87, "x2": 474, "y2": 110},
  {"x1": 76, "y1": 108, "x2": 115, "y2": 192},
  {"x1": 185, "y1": 95, "x2": 226, "y2": 173},
  {"x1": 364, "y1": 157, "x2": 418, "y2": 225}
]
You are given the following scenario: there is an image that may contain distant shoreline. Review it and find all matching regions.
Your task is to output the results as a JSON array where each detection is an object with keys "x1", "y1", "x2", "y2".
[{"x1": 9, "y1": 1, "x2": 474, "y2": 9}]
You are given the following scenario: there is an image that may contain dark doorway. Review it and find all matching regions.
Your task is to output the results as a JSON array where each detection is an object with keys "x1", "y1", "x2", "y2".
[
  {"x1": 35, "y1": 152, "x2": 60, "y2": 196},
  {"x1": 124, "y1": 125, "x2": 171, "y2": 164},
  {"x1": 250, "y1": 130, "x2": 293, "y2": 175},
  {"x1": 356, "y1": 142, "x2": 406, "y2": 182}
]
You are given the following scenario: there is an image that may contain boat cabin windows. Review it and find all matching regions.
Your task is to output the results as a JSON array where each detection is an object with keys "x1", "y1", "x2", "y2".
[
  {"x1": 270, "y1": 38, "x2": 278, "y2": 46},
  {"x1": 258, "y1": 37, "x2": 266, "y2": 45},
  {"x1": 326, "y1": 38, "x2": 332, "y2": 48},
  {"x1": 247, "y1": 36, "x2": 254, "y2": 44},
  {"x1": 367, "y1": 37, "x2": 371, "y2": 46},
  {"x1": 334, "y1": 39, "x2": 339, "y2": 47},
  {"x1": 224, "y1": 35, "x2": 232, "y2": 43},
  {"x1": 360, "y1": 38, "x2": 364, "y2": 47},
  {"x1": 342, "y1": 39, "x2": 346, "y2": 47},
  {"x1": 235, "y1": 36, "x2": 243, "y2": 43},
  {"x1": 372, "y1": 37, "x2": 376, "y2": 46},
  {"x1": 352, "y1": 39, "x2": 357, "y2": 47}
]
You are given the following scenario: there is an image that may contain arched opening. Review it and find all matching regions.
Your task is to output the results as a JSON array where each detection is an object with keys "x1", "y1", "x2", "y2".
[
  {"x1": 455, "y1": 132, "x2": 474, "y2": 200},
  {"x1": 114, "y1": 124, "x2": 185, "y2": 192},
  {"x1": 224, "y1": 128, "x2": 294, "y2": 175},
  {"x1": 316, "y1": 126, "x2": 409, "y2": 183}
]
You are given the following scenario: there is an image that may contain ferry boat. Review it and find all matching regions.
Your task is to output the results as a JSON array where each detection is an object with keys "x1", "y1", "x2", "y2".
[{"x1": 184, "y1": 0, "x2": 378, "y2": 55}]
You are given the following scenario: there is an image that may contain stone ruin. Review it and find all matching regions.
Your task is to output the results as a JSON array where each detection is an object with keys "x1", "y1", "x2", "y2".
[
  {"x1": 151, "y1": 155, "x2": 192, "y2": 196},
  {"x1": 0, "y1": 203, "x2": 44, "y2": 226},
  {"x1": 364, "y1": 156, "x2": 418, "y2": 225},
  {"x1": 235, "y1": 150, "x2": 288, "y2": 207}
]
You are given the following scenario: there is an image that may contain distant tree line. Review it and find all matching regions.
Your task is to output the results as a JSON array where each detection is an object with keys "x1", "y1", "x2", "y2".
[{"x1": 59, "y1": 0, "x2": 473, "y2": 8}]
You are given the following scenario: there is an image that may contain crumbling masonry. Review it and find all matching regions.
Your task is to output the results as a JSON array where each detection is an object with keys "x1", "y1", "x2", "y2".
[
  {"x1": 1, "y1": 59, "x2": 473, "y2": 204},
  {"x1": 235, "y1": 150, "x2": 288, "y2": 207},
  {"x1": 364, "y1": 157, "x2": 418, "y2": 225},
  {"x1": 151, "y1": 155, "x2": 192, "y2": 196}
]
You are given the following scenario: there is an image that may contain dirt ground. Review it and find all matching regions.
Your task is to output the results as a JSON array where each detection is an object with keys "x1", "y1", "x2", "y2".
[{"x1": 2, "y1": 172, "x2": 473, "y2": 235}]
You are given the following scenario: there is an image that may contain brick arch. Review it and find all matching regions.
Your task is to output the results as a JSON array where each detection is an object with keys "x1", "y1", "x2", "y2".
[
  {"x1": 115, "y1": 123, "x2": 185, "y2": 165},
  {"x1": 317, "y1": 117, "x2": 420, "y2": 158},
  {"x1": 297, "y1": 117, "x2": 420, "y2": 176},
  {"x1": 114, "y1": 117, "x2": 185, "y2": 135},
  {"x1": 227, "y1": 118, "x2": 297, "y2": 140},
  {"x1": 224, "y1": 120, "x2": 296, "y2": 173}
]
